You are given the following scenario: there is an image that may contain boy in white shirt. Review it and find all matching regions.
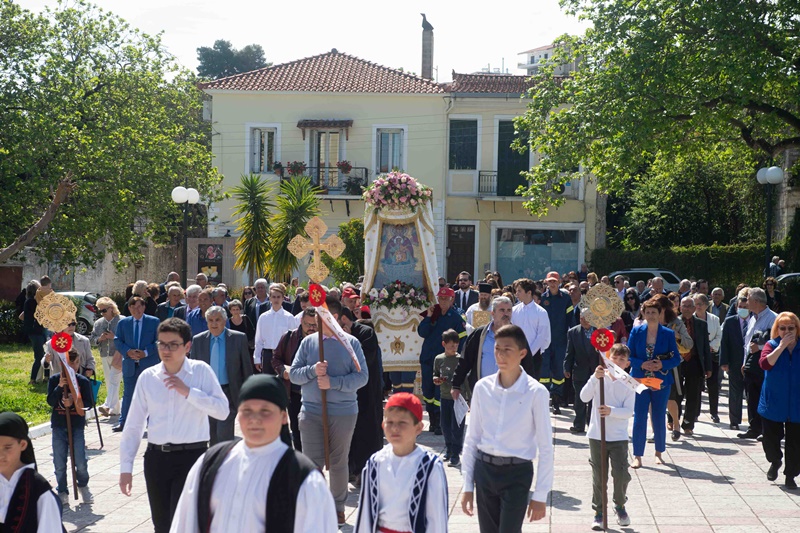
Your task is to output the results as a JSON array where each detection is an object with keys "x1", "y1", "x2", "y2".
[
  {"x1": 579, "y1": 343, "x2": 636, "y2": 530},
  {"x1": 461, "y1": 324, "x2": 553, "y2": 532},
  {"x1": 355, "y1": 393, "x2": 448, "y2": 533}
]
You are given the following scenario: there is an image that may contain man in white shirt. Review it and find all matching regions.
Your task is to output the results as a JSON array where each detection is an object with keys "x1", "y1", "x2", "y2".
[
  {"x1": 254, "y1": 283, "x2": 299, "y2": 373},
  {"x1": 118, "y1": 318, "x2": 230, "y2": 533},
  {"x1": 511, "y1": 278, "x2": 552, "y2": 400},
  {"x1": 169, "y1": 375, "x2": 337, "y2": 533},
  {"x1": 614, "y1": 275, "x2": 626, "y2": 300},
  {"x1": 693, "y1": 293, "x2": 722, "y2": 423}
]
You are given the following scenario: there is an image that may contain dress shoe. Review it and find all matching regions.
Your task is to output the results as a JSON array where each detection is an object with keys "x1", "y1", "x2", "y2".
[
  {"x1": 683, "y1": 427, "x2": 693, "y2": 436},
  {"x1": 569, "y1": 426, "x2": 585, "y2": 434},
  {"x1": 711, "y1": 414, "x2": 720, "y2": 423},
  {"x1": 671, "y1": 430, "x2": 681, "y2": 441},
  {"x1": 737, "y1": 431, "x2": 759, "y2": 439},
  {"x1": 729, "y1": 423, "x2": 740, "y2": 431},
  {"x1": 786, "y1": 476, "x2": 798, "y2": 490},
  {"x1": 757, "y1": 435, "x2": 764, "y2": 442},
  {"x1": 552, "y1": 404, "x2": 561, "y2": 415},
  {"x1": 767, "y1": 461, "x2": 781, "y2": 481},
  {"x1": 112, "y1": 425, "x2": 124, "y2": 433},
  {"x1": 98, "y1": 406, "x2": 110, "y2": 417}
]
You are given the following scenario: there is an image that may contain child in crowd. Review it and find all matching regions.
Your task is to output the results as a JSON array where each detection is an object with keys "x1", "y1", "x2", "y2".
[
  {"x1": 461, "y1": 324, "x2": 553, "y2": 532},
  {"x1": 355, "y1": 392, "x2": 449, "y2": 533},
  {"x1": 0, "y1": 412, "x2": 64, "y2": 530},
  {"x1": 433, "y1": 329, "x2": 465, "y2": 467},
  {"x1": 579, "y1": 343, "x2": 636, "y2": 530},
  {"x1": 46, "y1": 348, "x2": 95, "y2": 505}
]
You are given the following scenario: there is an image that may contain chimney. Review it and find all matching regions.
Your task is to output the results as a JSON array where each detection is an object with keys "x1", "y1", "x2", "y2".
[{"x1": 421, "y1": 14, "x2": 434, "y2": 80}]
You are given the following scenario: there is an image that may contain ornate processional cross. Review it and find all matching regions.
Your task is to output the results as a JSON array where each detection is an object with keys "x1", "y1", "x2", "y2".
[{"x1": 287, "y1": 217, "x2": 346, "y2": 283}]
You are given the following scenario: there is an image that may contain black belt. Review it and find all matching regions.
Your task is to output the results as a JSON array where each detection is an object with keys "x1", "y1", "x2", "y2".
[
  {"x1": 147, "y1": 441, "x2": 208, "y2": 453},
  {"x1": 478, "y1": 451, "x2": 529, "y2": 466}
]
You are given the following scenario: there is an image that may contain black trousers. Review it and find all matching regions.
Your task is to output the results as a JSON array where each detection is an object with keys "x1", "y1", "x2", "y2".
[
  {"x1": 289, "y1": 390, "x2": 302, "y2": 451},
  {"x1": 728, "y1": 366, "x2": 745, "y2": 425},
  {"x1": 706, "y1": 359, "x2": 721, "y2": 417},
  {"x1": 572, "y1": 380, "x2": 590, "y2": 431},
  {"x1": 143, "y1": 446, "x2": 206, "y2": 533},
  {"x1": 743, "y1": 373, "x2": 764, "y2": 435},
  {"x1": 762, "y1": 418, "x2": 800, "y2": 478},
  {"x1": 681, "y1": 369, "x2": 704, "y2": 430},
  {"x1": 474, "y1": 458, "x2": 533, "y2": 533}
]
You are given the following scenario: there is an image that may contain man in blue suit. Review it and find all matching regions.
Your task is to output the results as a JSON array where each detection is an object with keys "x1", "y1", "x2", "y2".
[{"x1": 113, "y1": 296, "x2": 160, "y2": 432}]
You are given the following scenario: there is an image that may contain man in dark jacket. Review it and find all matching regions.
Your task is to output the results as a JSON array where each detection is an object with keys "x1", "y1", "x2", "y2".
[
  {"x1": 677, "y1": 297, "x2": 712, "y2": 436},
  {"x1": 451, "y1": 296, "x2": 540, "y2": 400},
  {"x1": 271, "y1": 307, "x2": 318, "y2": 451},
  {"x1": 564, "y1": 315, "x2": 599, "y2": 434},
  {"x1": 720, "y1": 291, "x2": 749, "y2": 430}
]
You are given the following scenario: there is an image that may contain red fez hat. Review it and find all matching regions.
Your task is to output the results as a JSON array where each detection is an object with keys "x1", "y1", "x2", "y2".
[{"x1": 385, "y1": 392, "x2": 423, "y2": 424}]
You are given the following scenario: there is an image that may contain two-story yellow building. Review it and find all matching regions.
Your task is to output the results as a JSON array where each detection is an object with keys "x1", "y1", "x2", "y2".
[{"x1": 200, "y1": 49, "x2": 600, "y2": 287}]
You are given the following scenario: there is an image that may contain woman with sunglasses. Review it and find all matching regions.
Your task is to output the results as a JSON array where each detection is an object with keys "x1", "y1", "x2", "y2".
[
  {"x1": 622, "y1": 288, "x2": 641, "y2": 336},
  {"x1": 758, "y1": 312, "x2": 800, "y2": 489},
  {"x1": 763, "y1": 277, "x2": 784, "y2": 313},
  {"x1": 90, "y1": 297, "x2": 122, "y2": 416}
]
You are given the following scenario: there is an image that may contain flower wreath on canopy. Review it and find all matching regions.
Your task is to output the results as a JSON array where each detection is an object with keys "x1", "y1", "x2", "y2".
[
  {"x1": 362, "y1": 280, "x2": 429, "y2": 314},
  {"x1": 362, "y1": 172, "x2": 433, "y2": 212}
]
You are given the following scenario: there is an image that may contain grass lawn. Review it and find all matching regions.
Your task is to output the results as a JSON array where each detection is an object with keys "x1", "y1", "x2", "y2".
[{"x1": 0, "y1": 343, "x2": 107, "y2": 427}]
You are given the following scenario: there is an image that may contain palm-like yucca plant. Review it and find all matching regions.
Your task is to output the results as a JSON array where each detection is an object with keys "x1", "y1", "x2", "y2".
[
  {"x1": 266, "y1": 176, "x2": 322, "y2": 281},
  {"x1": 232, "y1": 174, "x2": 274, "y2": 281}
]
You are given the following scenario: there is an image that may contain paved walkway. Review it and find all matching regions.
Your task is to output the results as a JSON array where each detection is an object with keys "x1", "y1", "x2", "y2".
[{"x1": 33, "y1": 383, "x2": 800, "y2": 532}]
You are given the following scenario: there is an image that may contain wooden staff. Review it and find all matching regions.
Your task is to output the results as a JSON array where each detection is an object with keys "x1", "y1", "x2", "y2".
[
  {"x1": 317, "y1": 314, "x2": 331, "y2": 470},
  {"x1": 597, "y1": 350, "x2": 608, "y2": 531},
  {"x1": 62, "y1": 383, "x2": 79, "y2": 500}
]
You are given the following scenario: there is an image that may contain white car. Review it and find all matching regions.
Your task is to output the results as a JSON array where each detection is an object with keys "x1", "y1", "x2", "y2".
[
  {"x1": 607, "y1": 269, "x2": 681, "y2": 293},
  {"x1": 57, "y1": 292, "x2": 101, "y2": 336}
]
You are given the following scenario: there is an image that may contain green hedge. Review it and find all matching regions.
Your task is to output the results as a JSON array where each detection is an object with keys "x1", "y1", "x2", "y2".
[
  {"x1": 0, "y1": 300, "x2": 24, "y2": 343},
  {"x1": 590, "y1": 242, "x2": 789, "y2": 298}
]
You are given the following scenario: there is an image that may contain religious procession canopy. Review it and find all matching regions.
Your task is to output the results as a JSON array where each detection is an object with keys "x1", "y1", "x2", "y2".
[{"x1": 361, "y1": 172, "x2": 438, "y2": 372}]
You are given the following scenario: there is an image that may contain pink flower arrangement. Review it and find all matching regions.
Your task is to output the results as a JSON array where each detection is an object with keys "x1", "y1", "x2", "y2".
[{"x1": 363, "y1": 172, "x2": 433, "y2": 211}]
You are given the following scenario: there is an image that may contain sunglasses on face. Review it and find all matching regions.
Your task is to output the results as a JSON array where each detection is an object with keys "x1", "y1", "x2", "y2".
[
  {"x1": 68, "y1": 322, "x2": 77, "y2": 327},
  {"x1": 99, "y1": 308, "x2": 111, "y2": 313}
]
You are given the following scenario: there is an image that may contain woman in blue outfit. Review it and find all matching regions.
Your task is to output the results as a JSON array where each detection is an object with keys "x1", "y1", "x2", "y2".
[
  {"x1": 758, "y1": 312, "x2": 800, "y2": 489},
  {"x1": 628, "y1": 298, "x2": 682, "y2": 469}
]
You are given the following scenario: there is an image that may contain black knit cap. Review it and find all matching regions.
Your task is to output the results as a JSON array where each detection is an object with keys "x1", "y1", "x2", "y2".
[
  {"x1": 0, "y1": 412, "x2": 37, "y2": 468},
  {"x1": 478, "y1": 282, "x2": 493, "y2": 294},
  {"x1": 238, "y1": 375, "x2": 289, "y2": 410}
]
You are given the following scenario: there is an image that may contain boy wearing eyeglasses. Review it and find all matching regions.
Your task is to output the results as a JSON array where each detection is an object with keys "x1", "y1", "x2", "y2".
[{"x1": 118, "y1": 318, "x2": 229, "y2": 533}]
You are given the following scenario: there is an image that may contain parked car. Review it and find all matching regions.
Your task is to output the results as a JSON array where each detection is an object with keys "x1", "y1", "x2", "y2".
[
  {"x1": 608, "y1": 269, "x2": 682, "y2": 293},
  {"x1": 777, "y1": 273, "x2": 800, "y2": 315},
  {"x1": 57, "y1": 292, "x2": 100, "y2": 336}
]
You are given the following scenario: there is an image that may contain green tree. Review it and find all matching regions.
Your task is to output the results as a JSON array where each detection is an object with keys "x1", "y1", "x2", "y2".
[
  {"x1": 196, "y1": 40, "x2": 270, "y2": 80},
  {"x1": 514, "y1": 0, "x2": 800, "y2": 217},
  {"x1": 0, "y1": 0, "x2": 223, "y2": 267},
  {"x1": 265, "y1": 177, "x2": 321, "y2": 281},
  {"x1": 322, "y1": 218, "x2": 365, "y2": 285},
  {"x1": 232, "y1": 174, "x2": 274, "y2": 281},
  {"x1": 619, "y1": 145, "x2": 766, "y2": 248}
]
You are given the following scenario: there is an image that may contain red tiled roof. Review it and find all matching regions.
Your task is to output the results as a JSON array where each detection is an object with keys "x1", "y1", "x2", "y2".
[
  {"x1": 445, "y1": 73, "x2": 535, "y2": 95},
  {"x1": 199, "y1": 50, "x2": 444, "y2": 94}
]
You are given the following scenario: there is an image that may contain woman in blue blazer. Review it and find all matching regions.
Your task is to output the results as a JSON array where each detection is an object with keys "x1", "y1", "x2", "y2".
[
  {"x1": 628, "y1": 299, "x2": 682, "y2": 468},
  {"x1": 758, "y1": 312, "x2": 800, "y2": 489}
]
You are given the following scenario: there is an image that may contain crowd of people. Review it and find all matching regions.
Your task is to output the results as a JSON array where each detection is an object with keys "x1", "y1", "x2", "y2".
[{"x1": 4, "y1": 260, "x2": 799, "y2": 532}]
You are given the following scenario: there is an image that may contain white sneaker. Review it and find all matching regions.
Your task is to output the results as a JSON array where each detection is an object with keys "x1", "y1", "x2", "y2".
[
  {"x1": 59, "y1": 492, "x2": 69, "y2": 506},
  {"x1": 78, "y1": 485, "x2": 94, "y2": 503}
]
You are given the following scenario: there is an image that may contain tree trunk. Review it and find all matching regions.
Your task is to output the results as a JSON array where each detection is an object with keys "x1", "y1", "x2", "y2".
[{"x1": 0, "y1": 176, "x2": 76, "y2": 264}]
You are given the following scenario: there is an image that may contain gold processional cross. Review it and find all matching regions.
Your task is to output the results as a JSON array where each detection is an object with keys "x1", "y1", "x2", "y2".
[{"x1": 287, "y1": 217, "x2": 346, "y2": 283}]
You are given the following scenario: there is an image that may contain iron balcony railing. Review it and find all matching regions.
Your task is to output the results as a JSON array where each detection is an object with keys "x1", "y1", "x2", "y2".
[
  {"x1": 291, "y1": 166, "x2": 369, "y2": 195},
  {"x1": 478, "y1": 170, "x2": 580, "y2": 198}
]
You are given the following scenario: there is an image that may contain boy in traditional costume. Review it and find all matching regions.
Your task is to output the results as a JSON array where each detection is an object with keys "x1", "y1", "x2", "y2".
[
  {"x1": 355, "y1": 392, "x2": 449, "y2": 533},
  {"x1": 169, "y1": 375, "x2": 338, "y2": 532},
  {"x1": 0, "y1": 412, "x2": 65, "y2": 532}
]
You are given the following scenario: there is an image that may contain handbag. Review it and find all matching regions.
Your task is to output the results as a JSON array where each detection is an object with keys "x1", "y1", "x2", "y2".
[{"x1": 111, "y1": 350, "x2": 123, "y2": 371}]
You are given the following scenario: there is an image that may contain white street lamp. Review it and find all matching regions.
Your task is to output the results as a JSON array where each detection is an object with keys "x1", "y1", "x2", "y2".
[
  {"x1": 172, "y1": 185, "x2": 200, "y2": 285},
  {"x1": 756, "y1": 166, "x2": 784, "y2": 276}
]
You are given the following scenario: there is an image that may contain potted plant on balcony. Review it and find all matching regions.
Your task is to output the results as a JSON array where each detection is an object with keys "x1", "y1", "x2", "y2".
[
  {"x1": 344, "y1": 175, "x2": 363, "y2": 196},
  {"x1": 286, "y1": 161, "x2": 307, "y2": 177},
  {"x1": 336, "y1": 160, "x2": 353, "y2": 175}
]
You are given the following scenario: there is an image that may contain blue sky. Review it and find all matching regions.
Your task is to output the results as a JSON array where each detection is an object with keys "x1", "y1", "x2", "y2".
[{"x1": 19, "y1": 0, "x2": 590, "y2": 81}]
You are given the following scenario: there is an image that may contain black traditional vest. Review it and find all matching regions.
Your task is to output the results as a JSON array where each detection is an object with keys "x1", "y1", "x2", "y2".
[
  {"x1": 197, "y1": 440, "x2": 317, "y2": 533},
  {"x1": 0, "y1": 468, "x2": 64, "y2": 533}
]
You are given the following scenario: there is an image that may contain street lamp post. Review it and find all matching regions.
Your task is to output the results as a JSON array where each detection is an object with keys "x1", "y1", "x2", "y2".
[
  {"x1": 171, "y1": 183, "x2": 200, "y2": 286},
  {"x1": 756, "y1": 166, "x2": 784, "y2": 277}
]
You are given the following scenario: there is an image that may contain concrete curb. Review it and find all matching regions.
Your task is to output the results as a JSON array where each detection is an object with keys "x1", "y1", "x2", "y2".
[{"x1": 29, "y1": 409, "x2": 99, "y2": 440}]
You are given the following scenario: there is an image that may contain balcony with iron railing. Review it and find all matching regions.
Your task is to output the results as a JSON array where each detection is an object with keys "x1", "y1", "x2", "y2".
[
  {"x1": 284, "y1": 166, "x2": 369, "y2": 195},
  {"x1": 478, "y1": 170, "x2": 580, "y2": 198}
]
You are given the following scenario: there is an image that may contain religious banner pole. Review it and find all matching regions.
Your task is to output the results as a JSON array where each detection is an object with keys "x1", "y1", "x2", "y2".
[
  {"x1": 288, "y1": 216, "x2": 346, "y2": 471},
  {"x1": 580, "y1": 284, "x2": 624, "y2": 532}
]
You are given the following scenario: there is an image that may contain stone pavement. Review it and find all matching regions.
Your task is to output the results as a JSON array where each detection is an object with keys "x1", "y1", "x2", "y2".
[{"x1": 31, "y1": 383, "x2": 800, "y2": 532}]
